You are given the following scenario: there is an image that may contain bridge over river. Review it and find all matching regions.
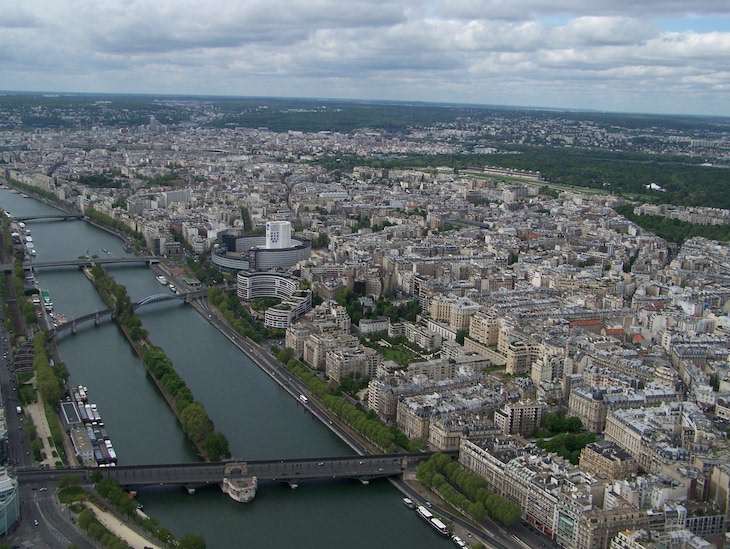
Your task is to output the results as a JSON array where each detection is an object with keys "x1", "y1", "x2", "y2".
[
  {"x1": 50, "y1": 289, "x2": 210, "y2": 334},
  {"x1": 14, "y1": 452, "x2": 446, "y2": 502},
  {"x1": 23, "y1": 256, "x2": 160, "y2": 271},
  {"x1": 11, "y1": 213, "x2": 85, "y2": 222}
]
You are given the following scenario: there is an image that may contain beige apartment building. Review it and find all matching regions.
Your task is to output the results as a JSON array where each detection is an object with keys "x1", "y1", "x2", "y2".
[
  {"x1": 579, "y1": 440, "x2": 639, "y2": 480},
  {"x1": 428, "y1": 294, "x2": 481, "y2": 331},
  {"x1": 505, "y1": 339, "x2": 542, "y2": 375},
  {"x1": 469, "y1": 311, "x2": 500, "y2": 346},
  {"x1": 325, "y1": 345, "x2": 380, "y2": 383}
]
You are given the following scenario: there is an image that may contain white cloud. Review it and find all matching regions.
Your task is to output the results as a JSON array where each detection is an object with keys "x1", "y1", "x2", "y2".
[{"x1": 2, "y1": 0, "x2": 730, "y2": 115}]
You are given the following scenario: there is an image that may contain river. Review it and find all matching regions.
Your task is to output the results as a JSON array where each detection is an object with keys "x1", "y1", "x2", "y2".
[{"x1": 0, "y1": 189, "x2": 451, "y2": 548}]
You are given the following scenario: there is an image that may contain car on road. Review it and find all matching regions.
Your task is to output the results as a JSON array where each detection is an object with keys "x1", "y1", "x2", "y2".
[
  {"x1": 33, "y1": 519, "x2": 39, "y2": 526},
  {"x1": 317, "y1": 462, "x2": 324, "y2": 466}
]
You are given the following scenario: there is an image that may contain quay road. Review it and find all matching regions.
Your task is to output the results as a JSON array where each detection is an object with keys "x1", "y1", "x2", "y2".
[{"x1": 15, "y1": 453, "x2": 432, "y2": 488}]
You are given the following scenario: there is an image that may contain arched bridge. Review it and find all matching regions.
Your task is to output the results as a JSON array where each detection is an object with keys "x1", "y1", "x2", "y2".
[
  {"x1": 136, "y1": 292, "x2": 188, "y2": 307},
  {"x1": 11, "y1": 213, "x2": 84, "y2": 222},
  {"x1": 51, "y1": 290, "x2": 209, "y2": 334},
  {"x1": 14, "y1": 452, "x2": 446, "y2": 502}
]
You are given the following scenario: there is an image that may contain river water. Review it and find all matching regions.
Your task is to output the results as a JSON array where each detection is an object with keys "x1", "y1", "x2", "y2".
[{"x1": 0, "y1": 189, "x2": 451, "y2": 548}]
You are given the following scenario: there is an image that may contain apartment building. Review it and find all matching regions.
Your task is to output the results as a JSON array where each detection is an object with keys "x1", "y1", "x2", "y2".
[
  {"x1": 285, "y1": 323, "x2": 318, "y2": 359},
  {"x1": 494, "y1": 400, "x2": 546, "y2": 436},
  {"x1": 325, "y1": 345, "x2": 380, "y2": 383},
  {"x1": 604, "y1": 404, "x2": 690, "y2": 474},
  {"x1": 428, "y1": 294, "x2": 482, "y2": 331},
  {"x1": 569, "y1": 385, "x2": 678, "y2": 434},
  {"x1": 303, "y1": 333, "x2": 358, "y2": 370},
  {"x1": 505, "y1": 339, "x2": 542, "y2": 375},
  {"x1": 469, "y1": 311, "x2": 501, "y2": 346},
  {"x1": 579, "y1": 441, "x2": 639, "y2": 480},
  {"x1": 427, "y1": 416, "x2": 500, "y2": 451},
  {"x1": 406, "y1": 322, "x2": 443, "y2": 350}
]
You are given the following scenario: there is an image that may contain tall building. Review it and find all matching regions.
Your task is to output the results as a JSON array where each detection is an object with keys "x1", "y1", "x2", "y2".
[{"x1": 266, "y1": 221, "x2": 292, "y2": 249}]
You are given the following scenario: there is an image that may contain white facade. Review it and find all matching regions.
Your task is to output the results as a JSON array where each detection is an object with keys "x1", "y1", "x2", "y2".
[{"x1": 266, "y1": 220, "x2": 292, "y2": 249}]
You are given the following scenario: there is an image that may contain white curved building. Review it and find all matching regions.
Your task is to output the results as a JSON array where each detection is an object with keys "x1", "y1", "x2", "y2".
[{"x1": 237, "y1": 271, "x2": 312, "y2": 329}]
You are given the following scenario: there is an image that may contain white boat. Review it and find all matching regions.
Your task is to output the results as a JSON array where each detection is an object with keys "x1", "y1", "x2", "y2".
[
  {"x1": 417, "y1": 505, "x2": 433, "y2": 521},
  {"x1": 429, "y1": 517, "x2": 449, "y2": 536},
  {"x1": 156, "y1": 275, "x2": 167, "y2": 285},
  {"x1": 403, "y1": 497, "x2": 415, "y2": 509}
]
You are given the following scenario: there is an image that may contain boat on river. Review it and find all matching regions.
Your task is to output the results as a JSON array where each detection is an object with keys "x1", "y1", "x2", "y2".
[
  {"x1": 40, "y1": 288, "x2": 53, "y2": 311},
  {"x1": 156, "y1": 275, "x2": 167, "y2": 285},
  {"x1": 429, "y1": 518, "x2": 449, "y2": 536}
]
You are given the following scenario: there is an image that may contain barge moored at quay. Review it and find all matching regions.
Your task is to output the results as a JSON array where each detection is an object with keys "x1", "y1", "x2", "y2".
[{"x1": 59, "y1": 385, "x2": 118, "y2": 466}]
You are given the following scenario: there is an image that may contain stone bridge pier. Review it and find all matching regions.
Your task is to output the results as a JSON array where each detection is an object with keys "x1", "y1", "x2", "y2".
[{"x1": 220, "y1": 462, "x2": 258, "y2": 503}]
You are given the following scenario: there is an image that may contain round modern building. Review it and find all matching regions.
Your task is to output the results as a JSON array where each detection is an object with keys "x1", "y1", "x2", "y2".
[
  {"x1": 237, "y1": 271, "x2": 312, "y2": 329},
  {"x1": 213, "y1": 221, "x2": 311, "y2": 272}
]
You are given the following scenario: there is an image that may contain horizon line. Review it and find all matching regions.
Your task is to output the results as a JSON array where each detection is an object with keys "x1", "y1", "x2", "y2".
[{"x1": 1, "y1": 89, "x2": 728, "y2": 121}]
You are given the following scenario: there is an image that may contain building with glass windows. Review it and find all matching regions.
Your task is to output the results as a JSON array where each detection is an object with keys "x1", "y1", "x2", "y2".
[
  {"x1": 212, "y1": 222, "x2": 311, "y2": 272},
  {"x1": 0, "y1": 468, "x2": 19, "y2": 537}
]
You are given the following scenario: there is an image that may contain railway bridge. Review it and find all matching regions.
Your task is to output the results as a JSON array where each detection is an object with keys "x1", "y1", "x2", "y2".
[{"x1": 14, "y1": 452, "x2": 439, "y2": 502}]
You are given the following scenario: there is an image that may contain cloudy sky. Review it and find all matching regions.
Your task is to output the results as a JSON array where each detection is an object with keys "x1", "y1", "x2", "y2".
[{"x1": 3, "y1": 0, "x2": 730, "y2": 116}]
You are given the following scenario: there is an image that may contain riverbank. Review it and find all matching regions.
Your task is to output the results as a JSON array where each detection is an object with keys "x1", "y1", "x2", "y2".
[
  {"x1": 82, "y1": 500, "x2": 163, "y2": 549},
  {"x1": 85, "y1": 264, "x2": 229, "y2": 461}
]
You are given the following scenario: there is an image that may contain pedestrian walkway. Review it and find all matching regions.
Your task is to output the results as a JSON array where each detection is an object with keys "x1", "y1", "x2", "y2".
[
  {"x1": 25, "y1": 396, "x2": 59, "y2": 467},
  {"x1": 82, "y1": 502, "x2": 162, "y2": 549}
]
